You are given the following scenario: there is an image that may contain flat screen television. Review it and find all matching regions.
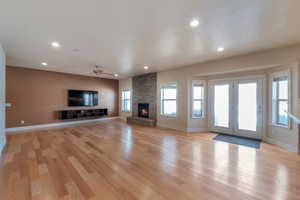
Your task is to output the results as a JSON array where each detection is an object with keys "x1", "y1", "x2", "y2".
[{"x1": 68, "y1": 90, "x2": 98, "y2": 107}]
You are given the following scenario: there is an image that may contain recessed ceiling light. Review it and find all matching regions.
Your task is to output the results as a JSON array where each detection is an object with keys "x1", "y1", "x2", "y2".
[
  {"x1": 114, "y1": 74, "x2": 118, "y2": 77},
  {"x1": 144, "y1": 66, "x2": 149, "y2": 70},
  {"x1": 190, "y1": 19, "x2": 199, "y2": 27},
  {"x1": 217, "y1": 47, "x2": 225, "y2": 52},
  {"x1": 51, "y1": 42, "x2": 61, "y2": 48},
  {"x1": 41, "y1": 62, "x2": 48, "y2": 66}
]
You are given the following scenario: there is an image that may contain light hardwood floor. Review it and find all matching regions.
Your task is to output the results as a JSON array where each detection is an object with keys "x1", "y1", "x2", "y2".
[{"x1": 1, "y1": 119, "x2": 300, "y2": 200}]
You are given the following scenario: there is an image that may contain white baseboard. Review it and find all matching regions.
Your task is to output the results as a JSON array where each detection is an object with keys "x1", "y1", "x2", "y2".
[
  {"x1": 157, "y1": 123, "x2": 186, "y2": 132},
  {"x1": 6, "y1": 116, "x2": 120, "y2": 134},
  {"x1": 157, "y1": 123, "x2": 209, "y2": 133},
  {"x1": 120, "y1": 116, "x2": 128, "y2": 121},
  {"x1": 265, "y1": 137, "x2": 298, "y2": 153},
  {"x1": 186, "y1": 127, "x2": 209, "y2": 133}
]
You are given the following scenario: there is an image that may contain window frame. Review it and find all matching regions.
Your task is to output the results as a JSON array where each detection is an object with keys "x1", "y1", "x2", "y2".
[
  {"x1": 121, "y1": 89, "x2": 131, "y2": 112},
  {"x1": 270, "y1": 71, "x2": 291, "y2": 128},
  {"x1": 191, "y1": 80, "x2": 206, "y2": 119},
  {"x1": 160, "y1": 83, "x2": 177, "y2": 117}
]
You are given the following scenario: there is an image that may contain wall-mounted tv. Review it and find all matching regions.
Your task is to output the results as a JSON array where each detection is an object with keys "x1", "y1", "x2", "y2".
[{"x1": 68, "y1": 90, "x2": 98, "y2": 107}]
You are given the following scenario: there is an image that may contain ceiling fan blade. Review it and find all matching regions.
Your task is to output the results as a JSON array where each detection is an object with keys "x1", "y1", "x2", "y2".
[
  {"x1": 92, "y1": 65, "x2": 115, "y2": 77},
  {"x1": 101, "y1": 72, "x2": 114, "y2": 76}
]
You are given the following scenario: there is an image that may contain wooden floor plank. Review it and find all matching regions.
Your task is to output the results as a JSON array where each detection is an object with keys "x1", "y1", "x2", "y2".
[{"x1": 1, "y1": 119, "x2": 300, "y2": 200}]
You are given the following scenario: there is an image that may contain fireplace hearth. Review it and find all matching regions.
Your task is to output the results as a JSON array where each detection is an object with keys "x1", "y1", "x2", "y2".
[
  {"x1": 138, "y1": 103, "x2": 149, "y2": 118},
  {"x1": 127, "y1": 102, "x2": 154, "y2": 126}
]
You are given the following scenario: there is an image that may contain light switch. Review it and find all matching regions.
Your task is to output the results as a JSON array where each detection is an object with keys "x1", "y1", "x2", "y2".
[{"x1": 5, "y1": 103, "x2": 12, "y2": 107}]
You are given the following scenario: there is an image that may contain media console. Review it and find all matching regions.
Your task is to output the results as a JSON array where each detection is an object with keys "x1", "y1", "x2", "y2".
[{"x1": 59, "y1": 108, "x2": 108, "y2": 120}]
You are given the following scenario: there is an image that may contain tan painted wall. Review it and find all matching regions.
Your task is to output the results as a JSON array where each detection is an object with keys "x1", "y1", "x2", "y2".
[
  {"x1": 266, "y1": 64, "x2": 299, "y2": 150},
  {"x1": 118, "y1": 78, "x2": 132, "y2": 120},
  {"x1": 298, "y1": 100, "x2": 300, "y2": 118},
  {"x1": 156, "y1": 44, "x2": 300, "y2": 152},
  {"x1": 187, "y1": 78, "x2": 208, "y2": 132},
  {"x1": 187, "y1": 69, "x2": 269, "y2": 132},
  {"x1": 157, "y1": 72, "x2": 188, "y2": 131},
  {"x1": 6, "y1": 66, "x2": 119, "y2": 128}
]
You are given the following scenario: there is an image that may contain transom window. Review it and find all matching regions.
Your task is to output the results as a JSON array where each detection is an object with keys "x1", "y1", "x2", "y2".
[
  {"x1": 161, "y1": 84, "x2": 177, "y2": 116},
  {"x1": 192, "y1": 81, "x2": 205, "y2": 118},
  {"x1": 272, "y1": 75, "x2": 289, "y2": 127},
  {"x1": 121, "y1": 90, "x2": 131, "y2": 112}
]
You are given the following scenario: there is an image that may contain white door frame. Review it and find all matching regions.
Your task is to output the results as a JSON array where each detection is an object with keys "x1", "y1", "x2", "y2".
[{"x1": 208, "y1": 75, "x2": 267, "y2": 139}]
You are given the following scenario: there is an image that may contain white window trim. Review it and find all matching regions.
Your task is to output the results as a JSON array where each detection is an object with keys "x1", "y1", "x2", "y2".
[
  {"x1": 121, "y1": 89, "x2": 131, "y2": 112},
  {"x1": 269, "y1": 70, "x2": 292, "y2": 129},
  {"x1": 191, "y1": 80, "x2": 206, "y2": 119},
  {"x1": 160, "y1": 83, "x2": 177, "y2": 117}
]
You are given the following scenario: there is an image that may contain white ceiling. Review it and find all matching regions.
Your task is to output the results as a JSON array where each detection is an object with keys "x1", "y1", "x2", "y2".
[{"x1": 1, "y1": 0, "x2": 300, "y2": 79}]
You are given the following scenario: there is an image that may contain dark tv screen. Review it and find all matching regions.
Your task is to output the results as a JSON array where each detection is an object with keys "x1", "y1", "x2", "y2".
[{"x1": 68, "y1": 90, "x2": 98, "y2": 106}]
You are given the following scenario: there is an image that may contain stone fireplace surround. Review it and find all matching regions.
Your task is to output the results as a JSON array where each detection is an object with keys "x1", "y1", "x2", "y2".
[{"x1": 127, "y1": 73, "x2": 157, "y2": 126}]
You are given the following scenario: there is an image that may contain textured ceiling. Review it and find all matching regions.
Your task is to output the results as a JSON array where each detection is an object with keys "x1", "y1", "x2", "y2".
[{"x1": 1, "y1": 0, "x2": 300, "y2": 78}]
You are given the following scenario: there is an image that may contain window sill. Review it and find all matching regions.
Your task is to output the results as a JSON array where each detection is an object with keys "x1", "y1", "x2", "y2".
[
  {"x1": 161, "y1": 114, "x2": 177, "y2": 118},
  {"x1": 121, "y1": 110, "x2": 131, "y2": 113},
  {"x1": 191, "y1": 116, "x2": 205, "y2": 119},
  {"x1": 271, "y1": 123, "x2": 289, "y2": 129}
]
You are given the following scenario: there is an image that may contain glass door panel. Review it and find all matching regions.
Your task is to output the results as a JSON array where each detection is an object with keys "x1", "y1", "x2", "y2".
[
  {"x1": 214, "y1": 84, "x2": 230, "y2": 128},
  {"x1": 238, "y1": 83, "x2": 257, "y2": 131},
  {"x1": 234, "y1": 78, "x2": 263, "y2": 139}
]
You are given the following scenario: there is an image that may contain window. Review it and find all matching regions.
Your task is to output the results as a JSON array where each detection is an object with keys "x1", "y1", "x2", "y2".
[
  {"x1": 161, "y1": 84, "x2": 177, "y2": 116},
  {"x1": 272, "y1": 75, "x2": 289, "y2": 127},
  {"x1": 192, "y1": 81, "x2": 205, "y2": 118},
  {"x1": 121, "y1": 90, "x2": 131, "y2": 112}
]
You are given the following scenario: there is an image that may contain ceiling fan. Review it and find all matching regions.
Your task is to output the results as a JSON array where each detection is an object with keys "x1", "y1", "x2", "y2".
[{"x1": 92, "y1": 65, "x2": 117, "y2": 77}]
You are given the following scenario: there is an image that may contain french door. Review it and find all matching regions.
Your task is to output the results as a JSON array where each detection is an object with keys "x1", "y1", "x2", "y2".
[{"x1": 209, "y1": 77, "x2": 263, "y2": 139}]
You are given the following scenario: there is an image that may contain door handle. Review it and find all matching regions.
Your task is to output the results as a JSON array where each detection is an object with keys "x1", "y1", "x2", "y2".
[{"x1": 257, "y1": 105, "x2": 262, "y2": 114}]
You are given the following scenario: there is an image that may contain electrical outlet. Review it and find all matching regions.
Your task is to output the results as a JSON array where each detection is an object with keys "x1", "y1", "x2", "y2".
[{"x1": 20, "y1": 120, "x2": 25, "y2": 124}]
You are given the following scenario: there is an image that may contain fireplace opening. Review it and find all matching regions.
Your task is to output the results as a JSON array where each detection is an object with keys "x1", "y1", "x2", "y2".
[{"x1": 138, "y1": 103, "x2": 149, "y2": 118}]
